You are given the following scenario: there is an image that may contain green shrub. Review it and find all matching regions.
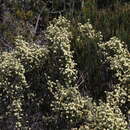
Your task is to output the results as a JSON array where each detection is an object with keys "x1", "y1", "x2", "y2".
[
  {"x1": 0, "y1": 16, "x2": 129, "y2": 130},
  {"x1": 46, "y1": 16, "x2": 77, "y2": 88},
  {"x1": 0, "y1": 52, "x2": 27, "y2": 128},
  {"x1": 51, "y1": 86, "x2": 94, "y2": 129},
  {"x1": 0, "y1": 36, "x2": 49, "y2": 129},
  {"x1": 99, "y1": 37, "x2": 130, "y2": 84},
  {"x1": 80, "y1": 0, "x2": 130, "y2": 51}
]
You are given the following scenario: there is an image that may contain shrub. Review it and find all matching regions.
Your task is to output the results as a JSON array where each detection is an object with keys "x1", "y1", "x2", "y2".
[
  {"x1": 0, "y1": 52, "x2": 27, "y2": 128},
  {"x1": 45, "y1": 16, "x2": 77, "y2": 88},
  {"x1": 0, "y1": 16, "x2": 129, "y2": 130}
]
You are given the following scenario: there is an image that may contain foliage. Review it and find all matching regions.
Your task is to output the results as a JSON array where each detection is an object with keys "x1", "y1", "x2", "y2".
[
  {"x1": 46, "y1": 16, "x2": 77, "y2": 88},
  {"x1": 0, "y1": 16, "x2": 129, "y2": 130},
  {"x1": 0, "y1": 16, "x2": 77, "y2": 129},
  {"x1": 0, "y1": 36, "x2": 49, "y2": 129},
  {"x1": 1, "y1": 0, "x2": 130, "y2": 51},
  {"x1": 99, "y1": 37, "x2": 130, "y2": 84},
  {"x1": 92, "y1": 102, "x2": 127, "y2": 130},
  {"x1": 69, "y1": 19, "x2": 104, "y2": 99},
  {"x1": 99, "y1": 37, "x2": 130, "y2": 110},
  {"x1": 51, "y1": 86, "x2": 94, "y2": 129},
  {"x1": 80, "y1": 0, "x2": 130, "y2": 51},
  {"x1": 0, "y1": 52, "x2": 27, "y2": 128}
]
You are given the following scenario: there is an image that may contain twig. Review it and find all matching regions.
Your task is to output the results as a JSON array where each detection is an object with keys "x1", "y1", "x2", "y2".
[{"x1": 34, "y1": 7, "x2": 45, "y2": 35}]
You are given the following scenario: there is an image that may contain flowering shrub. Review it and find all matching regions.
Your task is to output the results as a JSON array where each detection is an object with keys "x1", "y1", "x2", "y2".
[
  {"x1": 0, "y1": 16, "x2": 129, "y2": 129},
  {"x1": 0, "y1": 53, "x2": 27, "y2": 128},
  {"x1": 46, "y1": 16, "x2": 77, "y2": 88},
  {"x1": 99, "y1": 37, "x2": 130, "y2": 84},
  {"x1": 51, "y1": 86, "x2": 94, "y2": 129},
  {"x1": 0, "y1": 36, "x2": 48, "y2": 129},
  {"x1": 99, "y1": 37, "x2": 130, "y2": 118}
]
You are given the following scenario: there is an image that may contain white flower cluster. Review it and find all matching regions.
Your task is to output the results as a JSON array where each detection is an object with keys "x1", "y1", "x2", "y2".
[
  {"x1": 78, "y1": 21, "x2": 103, "y2": 41},
  {"x1": 46, "y1": 16, "x2": 77, "y2": 88},
  {"x1": 99, "y1": 37, "x2": 130, "y2": 83}
]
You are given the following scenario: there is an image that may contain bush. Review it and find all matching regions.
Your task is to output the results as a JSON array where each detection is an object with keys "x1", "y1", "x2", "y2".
[
  {"x1": 0, "y1": 16, "x2": 129, "y2": 130},
  {"x1": 0, "y1": 52, "x2": 27, "y2": 128}
]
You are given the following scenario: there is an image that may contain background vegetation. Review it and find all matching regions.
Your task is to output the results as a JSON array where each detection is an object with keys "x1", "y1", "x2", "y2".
[{"x1": 0, "y1": 0, "x2": 130, "y2": 129}]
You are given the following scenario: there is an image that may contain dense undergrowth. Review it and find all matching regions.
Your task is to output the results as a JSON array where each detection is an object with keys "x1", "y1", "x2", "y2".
[{"x1": 0, "y1": 16, "x2": 129, "y2": 130}]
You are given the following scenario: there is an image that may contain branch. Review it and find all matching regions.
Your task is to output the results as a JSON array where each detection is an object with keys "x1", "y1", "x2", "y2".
[{"x1": 34, "y1": 7, "x2": 45, "y2": 35}]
